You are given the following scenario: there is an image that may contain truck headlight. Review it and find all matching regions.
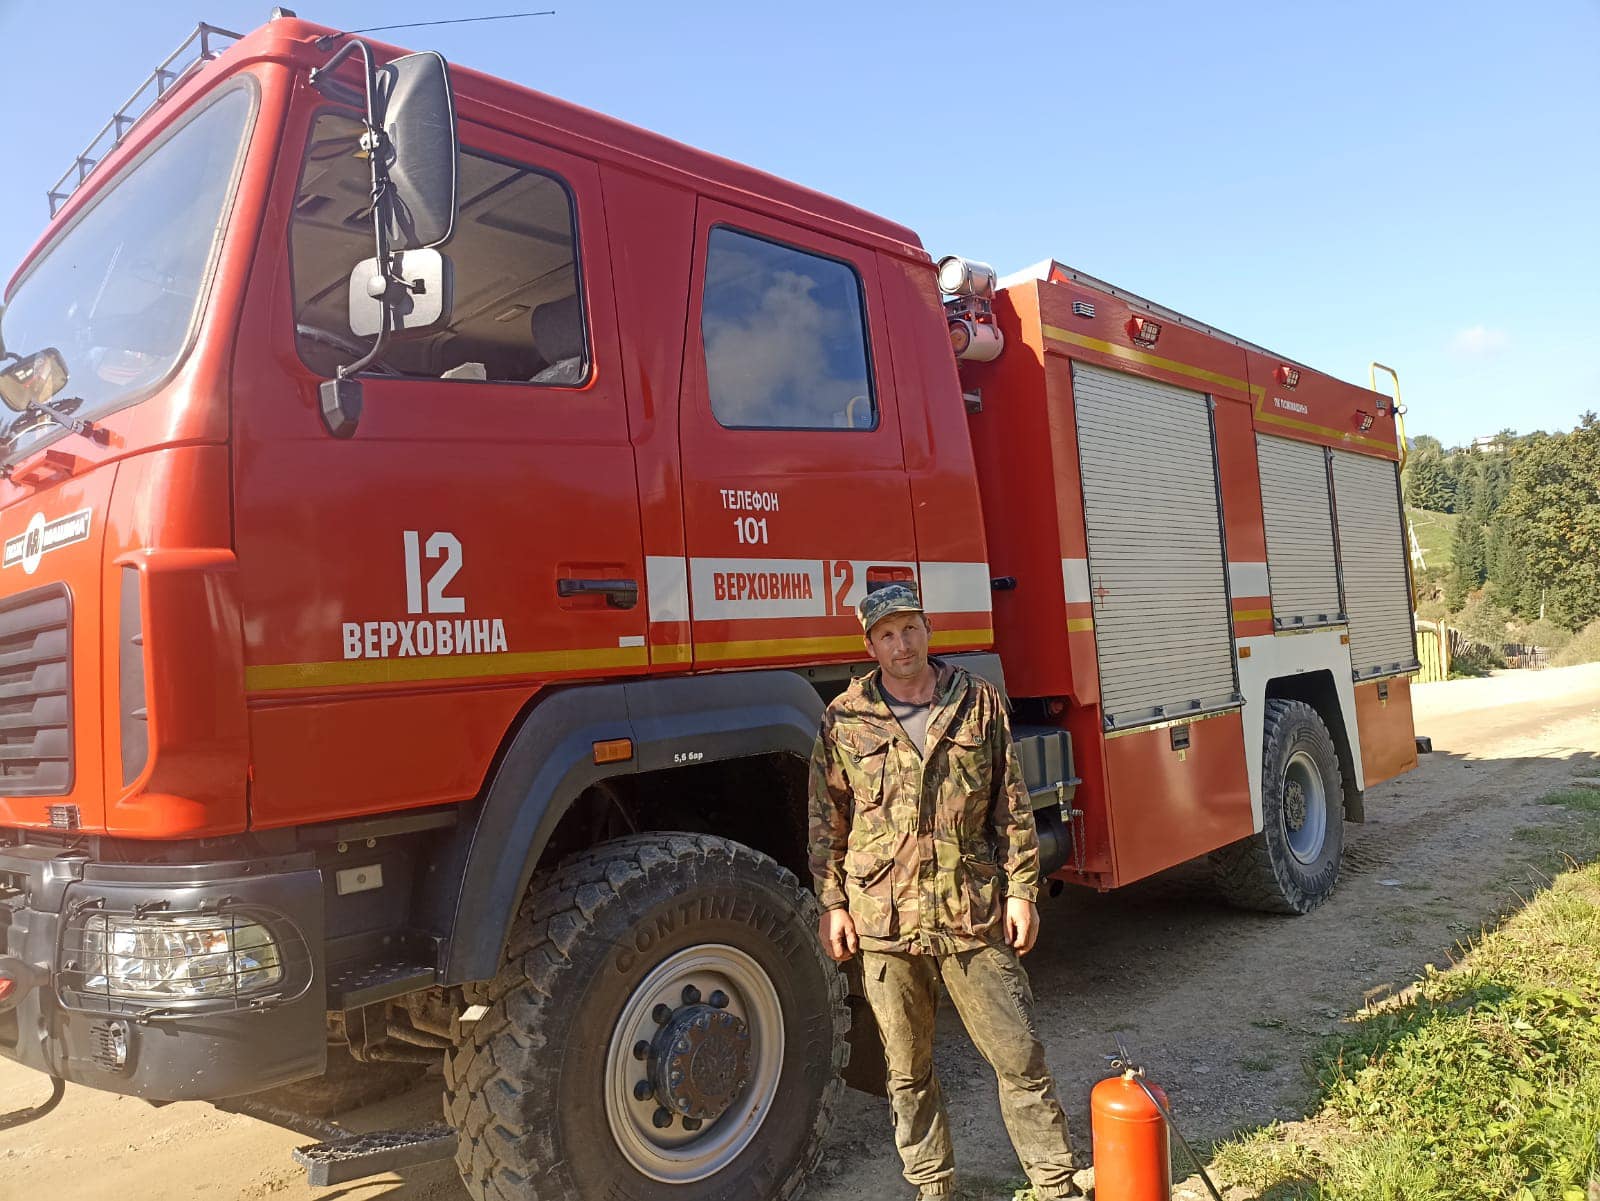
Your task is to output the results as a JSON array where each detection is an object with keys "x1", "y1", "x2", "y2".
[{"x1": 81, "y1": 914, "x2": 283, "y2": 1001}]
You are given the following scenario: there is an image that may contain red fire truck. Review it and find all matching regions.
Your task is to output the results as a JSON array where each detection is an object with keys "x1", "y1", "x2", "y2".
[{"x1": 0, "y1": 15, "x2": 1419, "y2": 1197}]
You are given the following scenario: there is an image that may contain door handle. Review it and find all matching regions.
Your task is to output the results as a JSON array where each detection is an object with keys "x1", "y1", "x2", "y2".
[{"x1": 557, "y1": 577, "x2": 639, "y2": 610}]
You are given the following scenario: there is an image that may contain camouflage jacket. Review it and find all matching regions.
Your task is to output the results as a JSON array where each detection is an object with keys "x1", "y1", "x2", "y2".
[{"x1": 807, "y1": 658, "x2": 1040, "y2": 955}]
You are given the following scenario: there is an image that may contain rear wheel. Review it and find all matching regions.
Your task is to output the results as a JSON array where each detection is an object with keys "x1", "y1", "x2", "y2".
[
  {"x1": 1212, "y1": 698, "x2": 1344, "y2": 914},
  {"x1": 445, "y1": 833, "x2": 847, "y2": 1201}
]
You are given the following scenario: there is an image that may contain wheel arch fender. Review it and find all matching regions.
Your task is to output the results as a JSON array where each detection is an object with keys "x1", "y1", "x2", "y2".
[
  {"x1": 440, "y1": 671, "x2": 826, "y2": 984},
  {"x1": 1264, "y1": 669, "x2": 1364, "y2": 822}
]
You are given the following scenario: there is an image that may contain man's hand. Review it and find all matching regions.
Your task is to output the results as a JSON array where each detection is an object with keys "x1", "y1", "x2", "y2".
[
  {"x1": 818, "y1": 908, "x2": 859, "y2": 962},
  {"x1": 1005, "y1": 897, "x2": 1039, "y2": 955}
]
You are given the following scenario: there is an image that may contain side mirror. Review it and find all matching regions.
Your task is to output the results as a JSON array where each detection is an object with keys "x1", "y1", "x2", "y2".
[
  {"x1": 348, "y1": 249, "x2": 454, "y2": 337},
  {"x1": 374, "y1": 52, "x2": 459, "y2": 251},
  {"x1": 0, "y1": 348, "x2": 69, "y2": 413},
  {"x1": 309, "y1": 41, "x2": 462, "y2": 439}
]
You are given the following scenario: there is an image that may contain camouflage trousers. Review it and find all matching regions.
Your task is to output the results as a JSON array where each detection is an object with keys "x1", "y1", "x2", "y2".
[{"x1": 861, "y1": 945, "x2": 1077, "y2": 1199}]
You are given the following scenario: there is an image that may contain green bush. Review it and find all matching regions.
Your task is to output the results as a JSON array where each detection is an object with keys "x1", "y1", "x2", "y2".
[
  {"x1": 1511, "y1": 619, "x2": 1576, "y2": 653},
  {"x1": 1553, "y1": 620, "x2": 1600, "y2": 667},
  {"x1": 1457, "y1": 595, "x2": 1514, "y2": 646}
]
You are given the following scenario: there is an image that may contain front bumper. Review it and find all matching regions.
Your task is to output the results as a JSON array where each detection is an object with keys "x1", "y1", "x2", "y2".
[{"x1": 0, "y1": 841, "x2": 326, "y2": 1100}]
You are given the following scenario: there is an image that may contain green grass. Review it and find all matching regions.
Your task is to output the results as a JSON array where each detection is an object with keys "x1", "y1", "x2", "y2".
[
  {"x1": 1204, "y1": 790, "x2": 1600, "y2": 1201},
  {"x1": 1407, "y1": 507, "x2": 1459, "y2": 574}
]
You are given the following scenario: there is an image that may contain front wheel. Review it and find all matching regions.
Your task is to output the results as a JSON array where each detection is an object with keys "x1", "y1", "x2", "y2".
[
  {"x1": 445, "y1": 833, "x2": 847, "y2": 1201},
  {"x1": 1212, "y1": 698, "x2": 1345, "y2": 914}
]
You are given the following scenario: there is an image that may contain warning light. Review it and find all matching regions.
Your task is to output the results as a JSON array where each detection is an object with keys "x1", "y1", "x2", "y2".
[
  {"x1": 1126, "y1": 316, "x2": 1161, "y2": 347},
  {"x1": 1277, "y1": 365, "x2": 1301, "y2": 389},
  {"x1": 1357, "y1": 410, "x2": 1375, "y2": 432},
  {"x1": 949, "y1": 319, "x2": 973, "y2": 356},
  {"x1": 949, "y1": 318, "x2": 1004, "y2": 362}
]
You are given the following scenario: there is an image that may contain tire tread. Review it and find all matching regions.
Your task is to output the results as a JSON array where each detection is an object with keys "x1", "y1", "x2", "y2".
[{"x1": 444, "y1": 833, "x2": 848, "y2": 1201}]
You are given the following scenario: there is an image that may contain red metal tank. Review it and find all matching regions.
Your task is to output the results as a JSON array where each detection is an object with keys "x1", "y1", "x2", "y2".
[{"x1": 1091, "y1": 1072, "x2": 1171, "y2": 1201}]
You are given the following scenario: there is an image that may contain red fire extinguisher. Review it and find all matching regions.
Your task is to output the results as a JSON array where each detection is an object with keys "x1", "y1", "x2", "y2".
[
  {"x1": 1091, "y1": 1071, "x2": 1170, "y2": 1201},
  {"x1": 1091, "y1": 1038, "x2": 1224, "y2": 1201}
]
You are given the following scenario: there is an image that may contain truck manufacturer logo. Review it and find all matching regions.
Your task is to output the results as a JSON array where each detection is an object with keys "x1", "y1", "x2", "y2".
[{"x1": 3, "y1": 509, "x2": 92, "y2": 574}]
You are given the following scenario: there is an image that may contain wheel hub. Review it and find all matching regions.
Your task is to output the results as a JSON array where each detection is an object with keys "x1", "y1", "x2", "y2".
[
  {"x1": 1284, "y1": 779, "x2": 1307, "y2": 832},
  {"x1": 649, "y1": 1003, "x2": 752, "y2": 1120}
]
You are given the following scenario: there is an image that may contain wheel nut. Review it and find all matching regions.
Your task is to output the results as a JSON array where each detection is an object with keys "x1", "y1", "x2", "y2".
[
  {"x1": 652, "y1": 1003, "x2": 673, "y2": 1025},
  {"x1": 632, "y1": 1040, "x2": 651, "y2": 1061},
  {"x1": 681, "y1": 985, "x2": 701, "y2": 1005},
  {"x1": 708, "y1": 990, "x2": 729, "y2": 1009},
  {"x1": 652, "y1": 1107, "x2": 673, "y2": 1129},
  {"x1": 633, "y1": 1079, "x2": 653, "y2": 1102}
]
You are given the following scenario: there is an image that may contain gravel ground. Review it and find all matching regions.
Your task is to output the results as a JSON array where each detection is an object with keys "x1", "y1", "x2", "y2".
[{"x1": 4, "y1": 663, "x2": 1598, "y2": 1201}]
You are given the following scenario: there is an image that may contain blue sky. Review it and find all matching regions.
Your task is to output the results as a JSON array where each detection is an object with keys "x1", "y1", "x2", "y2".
[{"x1": 1, "y1": 0, "x2": 1594, "y2": 447}]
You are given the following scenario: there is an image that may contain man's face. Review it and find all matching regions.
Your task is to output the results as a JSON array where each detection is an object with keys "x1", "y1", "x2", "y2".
[{"x1": 863, "y1": 611, "x2": 932, "y2": 683}]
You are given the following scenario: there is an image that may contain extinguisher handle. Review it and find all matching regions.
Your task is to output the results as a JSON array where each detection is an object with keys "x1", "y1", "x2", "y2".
[{"x1": 1126, "y1": 1073, "x2": 1224, "y2": 1201}]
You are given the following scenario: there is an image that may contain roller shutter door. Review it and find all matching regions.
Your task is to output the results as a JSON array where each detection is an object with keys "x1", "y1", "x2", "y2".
[
  {"x1": 1072, "y1": 362, "x2": 1238, "y2": 730},
  {"x1": 1256, "y1": 434, "x2": 1343, "y2": 628},
  {"x1": 1330, "y1": 449, "x2": 1418, "y2": 679}
]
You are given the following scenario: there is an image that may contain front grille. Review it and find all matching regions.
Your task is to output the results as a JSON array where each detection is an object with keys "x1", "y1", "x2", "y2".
[{"x1": 0, "y1": 584, "x2": 72, "y2": 796}]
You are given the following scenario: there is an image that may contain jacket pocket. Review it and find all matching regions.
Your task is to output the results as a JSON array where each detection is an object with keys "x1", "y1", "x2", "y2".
[
  {"x1": 843, "y1": 848, "x2": 898, "y2": 939},
  {"x1": 945, "y1": 726, "x2": 993, "y2": 800},
  {"x1": 837, "y1": 728, "x2": 892, "y2": 810},
  {"x1": 954, "y1": 850, "x2": 1004, "y2": 939}
]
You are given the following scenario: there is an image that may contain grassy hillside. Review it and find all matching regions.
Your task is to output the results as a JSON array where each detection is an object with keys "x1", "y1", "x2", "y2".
[{"x1": 1407, "y1": 507, "x2": 1458, "y2": 574}]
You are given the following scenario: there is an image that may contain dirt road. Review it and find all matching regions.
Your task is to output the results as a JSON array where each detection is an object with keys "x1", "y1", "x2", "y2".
[{"x1": 4, "y1": 664, "x2": 1598, "y2": 1201}]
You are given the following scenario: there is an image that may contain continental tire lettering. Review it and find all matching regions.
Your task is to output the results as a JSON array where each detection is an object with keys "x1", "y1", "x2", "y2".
[{"x1": 611, "y1": 890, "x2": 803, "y2": 974}]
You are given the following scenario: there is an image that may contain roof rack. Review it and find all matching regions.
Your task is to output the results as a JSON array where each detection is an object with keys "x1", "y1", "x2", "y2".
[{"x1": 47, "y1": 22, "x2": 244, "y2": 217}]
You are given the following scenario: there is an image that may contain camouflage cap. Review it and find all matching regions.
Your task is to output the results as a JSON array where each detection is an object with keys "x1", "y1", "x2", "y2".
[{"x1": 857, "y1": 583, "x2": 924, "y2": 633}]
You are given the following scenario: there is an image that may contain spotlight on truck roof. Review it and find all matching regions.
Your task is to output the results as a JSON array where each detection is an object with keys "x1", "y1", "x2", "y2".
[{"x1": 937, "y1": 256, "x2": 997, "y2": 299}]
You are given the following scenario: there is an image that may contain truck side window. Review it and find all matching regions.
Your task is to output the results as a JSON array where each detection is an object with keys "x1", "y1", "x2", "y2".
[
  {"x1": 701, "y1": 227, "x2": 875, "y2": 430},
  {"x1": 290, "y1": 112, "x2": 587, "y2": 385}
]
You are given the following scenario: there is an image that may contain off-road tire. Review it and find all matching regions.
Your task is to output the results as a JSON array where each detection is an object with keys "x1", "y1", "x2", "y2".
[
  {"x1": 1212, "y1": 699, "x2": 1344, "y2": 914},
  {"x1": 444, "y1": 833, "x2": 849, "y2": 1201},
  {"x1": 251, "y1": 1045, "x2": 427, "y2": 1118}
]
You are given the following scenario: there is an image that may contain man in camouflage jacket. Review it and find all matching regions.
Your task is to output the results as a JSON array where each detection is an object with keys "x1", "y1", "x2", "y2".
[{"x1": 809, "y1": 584, "x2": 1078, "y2": 1200}]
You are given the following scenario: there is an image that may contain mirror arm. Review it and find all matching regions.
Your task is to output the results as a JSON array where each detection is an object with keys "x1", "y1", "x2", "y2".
[{"x1": 313, "y1": 37, "x2": 405, "y2": 435}]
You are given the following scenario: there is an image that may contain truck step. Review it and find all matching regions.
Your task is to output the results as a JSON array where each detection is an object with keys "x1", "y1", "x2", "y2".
[{"x1": 292, "y1": 1123, "x2": 456, "y2": 1186}]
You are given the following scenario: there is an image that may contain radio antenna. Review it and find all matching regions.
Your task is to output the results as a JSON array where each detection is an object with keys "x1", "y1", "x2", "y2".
[{"x1": 336, "y1": 11, "x2": 556, "y2": 37}]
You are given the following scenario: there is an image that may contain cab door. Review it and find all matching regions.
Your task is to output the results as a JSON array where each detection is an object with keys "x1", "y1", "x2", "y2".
[
  {"x1": 675, "y1": 203, "x2": 917, "y2": 668},
  {"x1": 230, "y1": 107, "x2": 645, "y2": 826}
]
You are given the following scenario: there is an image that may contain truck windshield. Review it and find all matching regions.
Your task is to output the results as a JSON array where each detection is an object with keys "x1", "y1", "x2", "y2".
[{"x1": 0, "y1": 85, "x2": 254, "y2": 461}]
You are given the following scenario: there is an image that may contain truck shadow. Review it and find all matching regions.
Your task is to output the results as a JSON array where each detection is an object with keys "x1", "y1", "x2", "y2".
[{"x1": 267, "y1": 746, "x2": 1600, "y2": 1200}]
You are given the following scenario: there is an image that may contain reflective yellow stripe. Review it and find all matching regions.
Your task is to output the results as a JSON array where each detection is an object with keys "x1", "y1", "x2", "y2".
[
  {"x1": 1253, "y1": 406, "x2": 1396, "y2": 453},
  {"x1": 245, "y1": 645, "x2": 649, "y2": 692},
  {"x1": 247, "y1": 629, "x2": 998, "y2": 687},
  {"x1": 1048, "y1": 325, "x2": 1397, "y2": 456},
  {"x1": 650, "y1": 643, "x2": 692, "y2": 665},
  {"x1": 1066, "y1": 617, "x2": 1095, "y2": 632},
  {"x1": 1042, "y1": 324, "x2": 1250, "y2": 395},
  {"x1": 696, "y1": 634, "x2": 869, "y2": 662},
  {"x1": 696, "y1": 627, "x2": 992, "y2": 663},
  {"x1": 1232, "y1": 608, "x2": 1273, "y2": 622},
  {"x1": 929, "y1": 627, "x2": 992, "y2": 649}
]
